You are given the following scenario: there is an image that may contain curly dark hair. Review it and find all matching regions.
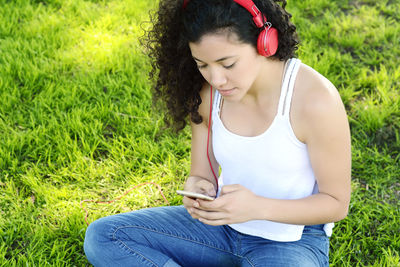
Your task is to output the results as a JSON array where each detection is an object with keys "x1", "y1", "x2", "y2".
[{"x1": 144, "y1": 0, "x2": 299, "y2": 131}]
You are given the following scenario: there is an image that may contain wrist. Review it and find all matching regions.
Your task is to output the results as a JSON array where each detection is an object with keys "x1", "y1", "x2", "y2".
[{"x1": 253, "y1": 195, "x2": 271, "y2": 221}]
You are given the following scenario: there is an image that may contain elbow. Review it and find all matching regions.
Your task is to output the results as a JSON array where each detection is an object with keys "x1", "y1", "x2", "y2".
[
  {"x1": 337, "y1": 207, "x2": 349, "y2": 221},
  {"x1": 326, "y1": 190, "x2": 350, "y2": 222},
  {"x1": 335, "y1": 201, "x2": 350, "y2": 222}
]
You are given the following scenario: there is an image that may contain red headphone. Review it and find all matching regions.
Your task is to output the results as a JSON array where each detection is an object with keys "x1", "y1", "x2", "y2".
[{"x1": 183, "y1": 0, "x2": 279, "y2": 57}]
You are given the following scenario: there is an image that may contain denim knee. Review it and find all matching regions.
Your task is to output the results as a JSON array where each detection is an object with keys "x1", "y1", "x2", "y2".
[{"x1": 84, "y1": 218, "x2": 111, "y2": 265}]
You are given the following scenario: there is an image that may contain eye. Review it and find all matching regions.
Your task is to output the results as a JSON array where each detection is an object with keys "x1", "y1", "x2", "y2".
[
  {"x1": 224, "y1": 63, "x2": 235, "y2": 69},
  {"x1": 197, "y1": 65, "x2": 207, "y2": 69}
]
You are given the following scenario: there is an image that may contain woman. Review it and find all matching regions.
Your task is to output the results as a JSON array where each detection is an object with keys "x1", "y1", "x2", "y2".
[{"x1": 84, "y1": 0, "x2": 351, "y2": 266}]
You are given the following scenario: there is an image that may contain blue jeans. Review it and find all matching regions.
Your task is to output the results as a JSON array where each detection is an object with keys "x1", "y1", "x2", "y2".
[{"x1": 84, "y1": 206, "x2": 329, "y2": 266}]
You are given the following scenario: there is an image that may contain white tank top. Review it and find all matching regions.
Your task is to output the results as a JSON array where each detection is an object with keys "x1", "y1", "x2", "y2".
[{"x1": 212, "y1": 58, "x2": 333, "y2": 242}]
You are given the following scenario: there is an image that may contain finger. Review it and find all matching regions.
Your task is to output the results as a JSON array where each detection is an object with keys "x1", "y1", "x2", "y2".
[
  {"x1": 191, "y1": 208, "x2": 225, "y2": 221},
  {"x1": 185, "y1": 205, "x2": 201, "y2": 219},
  {"x1": 182, "y1": 196, "x2": 198, "y2": 209},
  {"x1": 197, "y1": 199, "x2": 218, "y2": 210},
  {"x1": 198, "y1": 217, "x2": 227, "y2": 226},
  {"x1": 189, "y1": 209, "x2": 200, "y2": 219},
  {"x1": 197, "y1": 196, "x2": 226, "y2": 210}
]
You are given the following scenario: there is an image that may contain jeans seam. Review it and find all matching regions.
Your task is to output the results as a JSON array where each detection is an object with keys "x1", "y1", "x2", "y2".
[
  {"x1": 113, "y1": 224, "x2": 243, "y2": 260},
  {"x1": 243, "y1": 256, "x2": 256, "y2": 267},
  {"x1": 108, "y1": 224, "x2": 160, "y2": 267},
  {"x1": 116, "y1": 238, "x2": 159, "y2": 267},
  {"x1": 237, "y1": 234, "x2": 255, "y2": 267}
]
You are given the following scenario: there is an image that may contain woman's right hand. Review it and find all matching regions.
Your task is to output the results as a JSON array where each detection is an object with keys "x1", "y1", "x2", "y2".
[{"x1": 182, "y1": 176, "x2": 216, "y2": 216}]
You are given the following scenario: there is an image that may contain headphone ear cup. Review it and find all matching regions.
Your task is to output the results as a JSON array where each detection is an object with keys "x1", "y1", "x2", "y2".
[{"x1": 257, "y1": 27, "x2": 279, "y2": 57}]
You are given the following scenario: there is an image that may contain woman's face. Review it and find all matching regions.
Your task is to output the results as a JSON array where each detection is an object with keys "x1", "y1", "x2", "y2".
[{"x1": 189, "y1": 32, "x2": 265, "y2": 102}]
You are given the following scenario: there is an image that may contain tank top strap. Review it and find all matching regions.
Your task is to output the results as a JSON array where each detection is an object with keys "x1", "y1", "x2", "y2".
[
  {"x1": 212, "y1": 86, "x2": 223, "y2": 117},
  {"x1": 277, "y1": 58, "x2": 301, "y2": 117}
]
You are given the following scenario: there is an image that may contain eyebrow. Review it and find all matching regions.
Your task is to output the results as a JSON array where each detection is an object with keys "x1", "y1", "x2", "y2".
[{"x1": 192, "y1": 56, "x2": 236, "y2": 63}]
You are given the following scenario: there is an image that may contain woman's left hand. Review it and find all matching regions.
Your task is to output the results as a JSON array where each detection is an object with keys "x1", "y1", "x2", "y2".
[{"x1": 189, "y1": 184, "x2": 260, "y2": 226}]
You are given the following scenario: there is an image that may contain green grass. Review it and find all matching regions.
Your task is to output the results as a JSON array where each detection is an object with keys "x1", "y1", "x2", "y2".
[{"x1": 0, "y1": 0, "x2": 399, "y2": 266}]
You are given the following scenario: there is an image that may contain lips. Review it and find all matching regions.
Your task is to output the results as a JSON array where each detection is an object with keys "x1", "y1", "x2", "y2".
[{"x1": 218, "y1": 88, "x2": 236, "y2": 96}]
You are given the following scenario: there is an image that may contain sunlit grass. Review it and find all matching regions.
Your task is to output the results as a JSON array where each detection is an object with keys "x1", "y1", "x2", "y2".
[{"x1": 0, "y1": 0, "x2": 399, "y2": 266}]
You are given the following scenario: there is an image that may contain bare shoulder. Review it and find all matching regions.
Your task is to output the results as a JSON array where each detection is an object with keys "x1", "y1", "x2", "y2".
[
  {"x1": 292, "y1": 63, "x2": 349, "y2": 142},
  {"x1": 296, "y1": 63, "x2": 343, "y2": 111}
]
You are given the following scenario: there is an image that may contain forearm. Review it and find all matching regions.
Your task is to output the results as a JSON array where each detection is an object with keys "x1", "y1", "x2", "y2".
[{"x1": 256, "y1": 193, "x2": 349, "y2": 225}]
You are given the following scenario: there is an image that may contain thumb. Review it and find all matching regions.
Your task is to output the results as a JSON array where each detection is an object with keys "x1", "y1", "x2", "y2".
[{"x1": 220, "y1": 184, "x2": 241, "y2": 195}]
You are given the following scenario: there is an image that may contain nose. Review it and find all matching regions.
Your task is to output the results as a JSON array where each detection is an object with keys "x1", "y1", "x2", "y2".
[{"x1": 209, "y1": 68, "x2": 227, "y2": 89}]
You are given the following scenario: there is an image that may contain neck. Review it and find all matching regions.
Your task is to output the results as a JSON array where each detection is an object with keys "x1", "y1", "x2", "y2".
[{"x1": 244, "y1": 58, "x2": 287, "y2": 104}]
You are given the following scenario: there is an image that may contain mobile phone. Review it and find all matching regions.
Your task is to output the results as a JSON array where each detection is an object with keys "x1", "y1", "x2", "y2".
[{"x1": 176, "y1": 190, "x2": 215, "y2": 201}]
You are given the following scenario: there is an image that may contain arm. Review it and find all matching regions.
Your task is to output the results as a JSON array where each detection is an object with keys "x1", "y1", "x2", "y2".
[
  {"x1": 182, "y1": 84, "x2": 219, "y2": 209},
  {"x1": 191, "y1": 71, "x2": 351, "y2": 226},
  {"x1": 255, "y1": 80, "x2": 351, "y2": 225}
]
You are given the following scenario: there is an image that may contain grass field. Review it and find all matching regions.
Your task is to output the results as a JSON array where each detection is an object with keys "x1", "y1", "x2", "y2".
[{"x1": 0, "y1": 0, "x2": 399, "y2": 266}]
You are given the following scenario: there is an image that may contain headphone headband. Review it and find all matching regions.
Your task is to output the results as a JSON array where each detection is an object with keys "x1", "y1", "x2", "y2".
[
  {"x1": 233, "y1": 0, "x2": 265, "y2": 28},
  {"x1": 182, "y1": 0, "x2": 278, "y2": 57},
  {"x1": 183, "y1": 0, "x2": 267, "y2": 28}
]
